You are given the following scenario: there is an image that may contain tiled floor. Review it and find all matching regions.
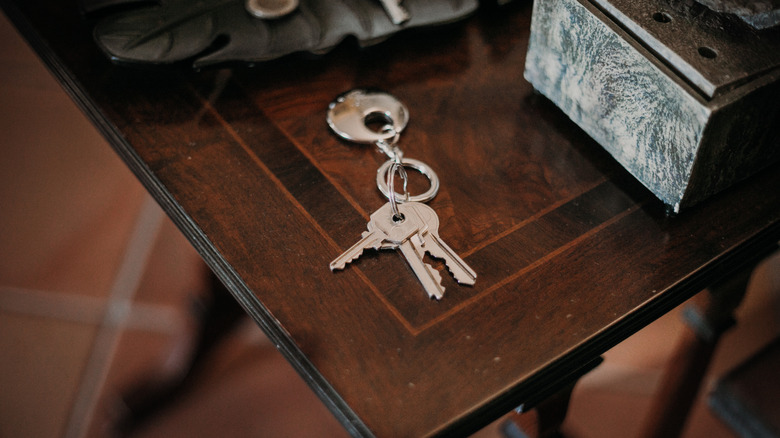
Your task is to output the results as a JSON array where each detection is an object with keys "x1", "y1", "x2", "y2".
[{"x1": 1, "y1": 10, "x2": 778, "y2": 438}]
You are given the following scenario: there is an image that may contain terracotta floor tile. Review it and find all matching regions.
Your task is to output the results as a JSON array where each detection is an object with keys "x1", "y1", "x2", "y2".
[
  {"x1": 77, "y1": 218, "x2": 212, "y2": 437},
  {"x1": 708, "y1": 252, "x2": 780, "y2": 377},
  {"x1": 564, "y1": 388, "x2": 656, "y2": 438},
  {"x1": 130, "y1": 320, "x2": 349, "y2": 438},
  {"x1": 684, "y1": 401, "x2": 740, "y2": 438},
  {"x1": 0, "y1": 12, "x2": 62, "y2": 93},
  {"x1": 85, "y1": 327, "x2": 202, "y2": 438},
  {"x1": 601, "y1": 302, "x2": 689, "y2": 371},
  {"x1": 0, "y1": 12, "x2": 148, "y2": 297},
  {"x1": 132, "y1": 218, "x2": 210, "y2": 309},
  {"x1": 0, "y1": 311, "x2": 97, "y2": 438}
]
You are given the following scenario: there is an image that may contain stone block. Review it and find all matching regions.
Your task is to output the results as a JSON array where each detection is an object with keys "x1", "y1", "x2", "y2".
[{"x1": 524, "y1": 0, "x2": 780, "y2": 212}]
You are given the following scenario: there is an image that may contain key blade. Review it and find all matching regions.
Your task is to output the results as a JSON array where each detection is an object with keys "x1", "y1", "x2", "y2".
[
  {"x1": 399, "y1": 239, "x2": 445, "y2": 300},
  {"x1": 330, "y1": 230, "x2": 385, "y2": 271},
  {"x1": 425, "y1": 233, "x2": 477, "y2": 285},
  {"x1": 404, "y1": 202, "x2": 477, "y2": 286}
]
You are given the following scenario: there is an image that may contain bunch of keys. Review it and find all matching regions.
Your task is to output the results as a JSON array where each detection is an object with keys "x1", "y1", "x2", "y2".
[{"x1": 326, "y1": 89, "x2": 476, "y2": 300}]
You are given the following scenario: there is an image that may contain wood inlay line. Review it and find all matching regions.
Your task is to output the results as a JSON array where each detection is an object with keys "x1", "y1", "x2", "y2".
[
  {"x1": 271, "y1": 119, "x2": 372, "y2": 222},
  {"x1": 194, "y1": 88, "x2": 644, "y2": 337},
  {"x1": 217, "y1": 78, "x2": 371, "y2": 222},
  {"x1": 197, "y1": 85, "x2": 635, "y2": 336},
  {"x1": 196, "y1": 98, "x2": 418, "y2": 334},
  {"x1": 413, "y1": 201, "x2": 648, "y2": 334},
  {"x1": 460, "y1": 178, "x2": 608, "y2": 258}
]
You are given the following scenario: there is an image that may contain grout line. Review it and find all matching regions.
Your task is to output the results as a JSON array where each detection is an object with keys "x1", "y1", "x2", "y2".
[
  {"x1": 0, "y1": 286, "x2": 185, "y2": 334},
  {"x1": 63, "y1": 195, "x2": 165, "y2": 438},
  {"x1": 0, "y1": 286, "x2": 106, "y2": 325},
  {"x1": 123, "y1": 302, "x2": 188, "y2": 335},
  {"x1": 269, "y1": 115, "x2": 371, "y2": 221}
]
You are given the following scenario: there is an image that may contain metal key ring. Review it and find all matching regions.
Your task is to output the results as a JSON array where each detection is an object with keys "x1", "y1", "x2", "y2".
[
  {"x1": 327, "y1": 89, "x2": 409, "y2": 144},
  {"x1": 377, "y1": 158, "x2": 439, "y2": 203}
]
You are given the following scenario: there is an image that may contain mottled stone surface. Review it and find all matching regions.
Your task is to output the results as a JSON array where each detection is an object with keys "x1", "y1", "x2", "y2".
[
  {"x1": 696, "y1": 0, "x2": 780, "y2": 29},
  {"x1": 524, "y1": 0, "x2": 780, "y2": 211}
]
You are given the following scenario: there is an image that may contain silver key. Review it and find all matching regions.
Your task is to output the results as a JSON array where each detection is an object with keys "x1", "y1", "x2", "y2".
[
  {"x1": 332, "y1": 203, "x2": 445, "y2": 299},
  {"x1": 404, "y1": 202, "x2": 477, "y2": 286},
  {"x1": 377, "y1": 0, "x2": 410, "y2": 25},
  {"x1": 371, "y1": 203, "x2": 445, "y2": 299},
  {"x1": 330, "y1": 221, "x2": 387, "y2": 271}
]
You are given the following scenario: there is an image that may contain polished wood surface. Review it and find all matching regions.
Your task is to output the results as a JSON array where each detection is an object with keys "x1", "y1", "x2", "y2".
[{"x1": 3, "y1": 1, "x2": 779, "y2": 436}]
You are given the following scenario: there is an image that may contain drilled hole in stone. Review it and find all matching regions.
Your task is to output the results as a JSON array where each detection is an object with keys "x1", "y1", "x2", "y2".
[
  {"x1": 698, "y1": 46, "x2": 717, "y2": 59},
  {"x1": 653, "y1": 12, "x2": 672, "y2": 23}
]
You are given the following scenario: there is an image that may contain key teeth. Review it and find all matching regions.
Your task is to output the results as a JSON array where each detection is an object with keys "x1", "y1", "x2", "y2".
[
  {"x1": 446, "y1": 264, "x2": 477, "y2": 286},
  {"x1": 423, "y1": 237, "x2": 477, "y2": 286},
  {"x1": 330, "y1": 252, "x2": 357, "y2": 271},
  {"x1": 419, "y1": 248, "x2": 474, "y2": 286},
  {"x1": 330, "y1": 236, "x2": 383, "y2": 271},
  {"x1": 330, "y1": 247, "x2": 366, "y2": 271}
]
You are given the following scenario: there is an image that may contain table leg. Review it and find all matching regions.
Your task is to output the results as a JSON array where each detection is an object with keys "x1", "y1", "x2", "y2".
[
  {"x1": 502, "y1": 381, "x2": 576, "y2": 438},
  {"x1": 500, "y1": 356, "x2": 602, "y2": 438},
  {"x1": 638, "y1": 266, "x2": 755, "y2": 438}
]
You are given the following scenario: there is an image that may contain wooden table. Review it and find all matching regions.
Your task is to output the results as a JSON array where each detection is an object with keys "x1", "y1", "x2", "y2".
[{"x1": 3, "y1": 1, "x2": 778, "y2": 436}]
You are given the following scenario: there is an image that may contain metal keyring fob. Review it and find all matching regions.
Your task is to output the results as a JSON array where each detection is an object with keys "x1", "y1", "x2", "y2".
[
  {"x1": 326, "y1": 88, "x2": 475, "y2": 298},
  {"x1": 377, "y1": 158, "x2": 439, "y2": 203},
  {"x1": 327, "y1": 89, "x2": 409, "y2": 143}
]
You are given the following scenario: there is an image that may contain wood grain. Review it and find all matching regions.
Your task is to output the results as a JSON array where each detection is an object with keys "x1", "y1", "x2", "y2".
[{"x1": 2, "y1": 0, "x2": 778, "y2": 436}]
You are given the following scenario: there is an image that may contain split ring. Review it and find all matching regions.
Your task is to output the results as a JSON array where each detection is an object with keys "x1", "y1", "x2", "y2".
[{"x1": 377, "y1": 158, "x2": 439, "y2": 203}]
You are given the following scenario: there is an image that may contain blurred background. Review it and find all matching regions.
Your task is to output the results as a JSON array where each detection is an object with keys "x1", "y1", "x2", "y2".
[{"x1": 1, "y1": 10, "x2": 779, "y2": 438}]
